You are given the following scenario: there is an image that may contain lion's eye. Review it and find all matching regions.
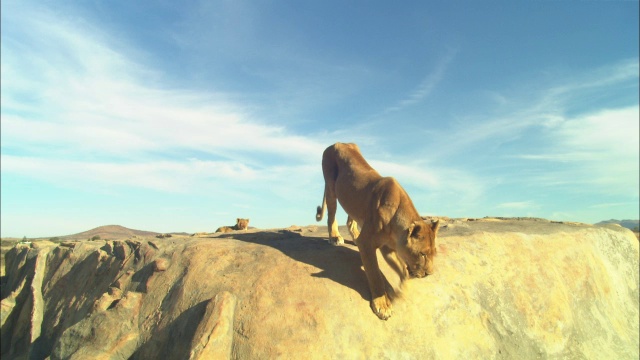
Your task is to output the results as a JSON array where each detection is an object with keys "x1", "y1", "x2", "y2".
[{"x1": 419, "y1": 252, "x2": 426, "y2": 259}]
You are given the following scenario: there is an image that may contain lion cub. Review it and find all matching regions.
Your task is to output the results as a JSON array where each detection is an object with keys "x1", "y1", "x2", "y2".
[
  {"x1": 316, "y1": 143, "x2": 439, "y2": 320},
  {"x1": 215, "y1": 218, "x2": 250, "y2": 233}
]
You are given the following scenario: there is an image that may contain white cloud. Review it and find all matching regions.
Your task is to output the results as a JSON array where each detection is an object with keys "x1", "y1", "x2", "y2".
[
  {"x1": 0, "y1": 3, "x2": 329, "y2": 169},
  {"x1": 370, "y1": 160, "x2": 440, "y2": 189},
  {"x1": 1, "y1": 155, "x2": 247, "y2": 192},
  {"x1": 426, "y1": 59, "x2": 639, "y2": 159},
  {"x1": 2, "y1": 2, "x2": 638, "y2": 235},
  {"x1": 368, "y1": 159, "x2": 486, "y2": 218},
  {"x1": 0, "y1": 154, "x2": 322, "y2": 207},
  {"x1": 0, "y1": 1, "x2": 341, "y2": 235},
  {"x1": 557, "y1": 107, "x2": 638, "y2": 162},
  {"x1": 515, "y1": 106, "x2": 639, "y2": 196}
]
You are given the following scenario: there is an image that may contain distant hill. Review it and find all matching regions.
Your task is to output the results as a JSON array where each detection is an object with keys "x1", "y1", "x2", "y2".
[
  {"x1": 596, "y1": 219, "x2": 639, "y2": 231},
  {"x1": 61, "y1": 225, "x2": 160, "y2": 240}
]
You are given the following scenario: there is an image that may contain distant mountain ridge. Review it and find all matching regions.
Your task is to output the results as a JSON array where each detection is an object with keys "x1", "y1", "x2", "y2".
[
  {"x1": 596, "y1": 219, "x2": 639, "y2": 231},
  {"x1": 61, "y1": 225, "x2": 160, "y2": 240}
]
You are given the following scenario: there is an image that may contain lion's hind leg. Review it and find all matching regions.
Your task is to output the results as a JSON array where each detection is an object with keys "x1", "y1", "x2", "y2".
[
  {"x1": 324, "y1": 184, "x2": 344, "y2": 246},
  {"x1": 347, "y1": 216, "x2": 360, "y2": 244}
]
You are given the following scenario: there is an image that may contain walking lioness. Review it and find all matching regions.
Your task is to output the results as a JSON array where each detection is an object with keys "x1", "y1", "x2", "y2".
[{"x1": 316, "y1": 142, "x2": 439, "y2": 320}]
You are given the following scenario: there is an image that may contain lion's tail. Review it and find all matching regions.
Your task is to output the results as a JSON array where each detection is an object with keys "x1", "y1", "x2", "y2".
[{"x1": 316, "y1": 191, "x2": 326, "y2": 222}]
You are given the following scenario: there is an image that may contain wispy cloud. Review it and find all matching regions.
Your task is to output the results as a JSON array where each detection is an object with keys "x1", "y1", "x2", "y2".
[
  {"x1": 589, "y1": 202, "x2": 638, "y2": 209},
  {"x1": 369, "y1": 159, "x2": 486, "y2": 217},
  {"x1": 408, "y1": 58, "x2": 640, "y2": 221},
  {"x1": 546, "y1": 58, "x2": 639, "y2": 98},
  {"x1": 0, "y1": 1, "x2": 348, "y2": 239},
  {"x1": 1, "y1": 155, "x2": 257, "y2": 193},
  {"x1": 382, "y1": 48, "x2": 458, "y2": 114},
  {"x1": 513, "y1": 106, "x2": 639, "y2": 197},
  {"x1": 2, "y1": 1, "x2": 638, "y2": 236},
  {"x1": 428, "y1": 58, "x2": 639, "y2": 159},
  {"x1": 0, "y1": 3, "x2": 330, "y2": 190},
  {"x1": 0, "y1": 154, "x2": 321, "y2": 206}
]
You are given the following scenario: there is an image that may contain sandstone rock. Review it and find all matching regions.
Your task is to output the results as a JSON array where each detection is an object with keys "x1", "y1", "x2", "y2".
[
  {"x1": 1, "y1": 219, "x2": 638, "y2": 359},
  {"x1": 112, "y1": 240, "x2": 129, "y2": 261},
  {"x1": 189, "y1": 291, "x2": 237, "y2": 360},
  {"x1": 153, "y1": 258, "x2": 169, "y2": 272},
  {"x1": 100, "y1": 242, "x2": 114, "y2": 256},
  {"x1": 287, "y1": 225, "x2": 319, "y2": 233},
  {"x1": 286, "y1": 225, "x2": 304, "y2": 232},
  {"x1": 139, "y1": 244, "x2": 156, "y2": 264},
  {"x1": 50, "y1": 291, "x2": 143, "y2": 360},
  {"x1": 92, "y1": 287, "x2": 124, "y2": 313},
  {"x1": 0, "y1": 244, "x2": 53, "y2": 359},
  {"x1": 29, "y1": 241, "x2": 57, "y2": 250}
]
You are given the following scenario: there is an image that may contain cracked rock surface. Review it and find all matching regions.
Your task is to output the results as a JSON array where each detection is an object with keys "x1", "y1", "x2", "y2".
[{"x1": 1, "y1": 219, "x2": 638, "y2": 359}]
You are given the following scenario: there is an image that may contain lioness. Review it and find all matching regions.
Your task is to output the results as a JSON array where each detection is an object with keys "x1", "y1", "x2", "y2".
[
  {"x1": 316, "y1": 142, "x2": 439, "y2": 320},
  {"x1": 215, "y1": 218, "x2": 250, "y2": 233}
]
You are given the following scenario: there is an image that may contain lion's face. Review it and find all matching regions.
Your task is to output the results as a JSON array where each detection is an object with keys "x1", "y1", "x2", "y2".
[
  {"x1": 398, "y1": 220, "x2": 439, "y2": 278},
  {"x1": 236, "y1": 218, "x2": 250, "y2": 230}
]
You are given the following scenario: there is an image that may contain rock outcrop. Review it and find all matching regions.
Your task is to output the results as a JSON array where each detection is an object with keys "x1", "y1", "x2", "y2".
[{"x1": 1, "y1": 219, "x2": 638, "y2": 359}]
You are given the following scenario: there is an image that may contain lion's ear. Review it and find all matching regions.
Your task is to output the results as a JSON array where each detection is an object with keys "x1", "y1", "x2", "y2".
[
  {"x1": 407, "y1": 222, "x2": 416, "y2": 240},
  {"x1": 408, "y1": 221, "x2": 422, "y2": 239},
  {"x1": 431, "y1": 219, "x2": 440, "y2": 235}
]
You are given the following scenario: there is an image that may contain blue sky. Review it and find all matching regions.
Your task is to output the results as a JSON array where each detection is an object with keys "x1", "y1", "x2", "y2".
[{"x1": 1, "y1": 1, "x2": 638, "y2": 238}]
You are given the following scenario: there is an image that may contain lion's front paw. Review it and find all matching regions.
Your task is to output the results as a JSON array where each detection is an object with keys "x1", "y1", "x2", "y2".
[
  {"x1": 370, "y1": 294, "x2": 392, "y2": 320},
  {"x1": 329, "y1": 236, "x2": 344, "y2": 246}
]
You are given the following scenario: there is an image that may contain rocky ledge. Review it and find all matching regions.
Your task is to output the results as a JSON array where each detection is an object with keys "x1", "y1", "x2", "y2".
[{"x1": 1, "y1": 218, "x2": 638, "y2": 359}]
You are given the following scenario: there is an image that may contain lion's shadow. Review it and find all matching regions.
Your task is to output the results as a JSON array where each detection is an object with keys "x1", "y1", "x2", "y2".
[{"x1": 218, "y1": 229, "x2": 397, "y2": 302}]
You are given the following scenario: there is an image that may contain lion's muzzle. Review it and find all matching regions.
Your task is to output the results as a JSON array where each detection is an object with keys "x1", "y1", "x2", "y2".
[
  {"x1": 408, "y1": 263, "x2": 433, "y2": 278},
  {"x1": 408, "y1": 268, "x2": 428, "y2": 278}
]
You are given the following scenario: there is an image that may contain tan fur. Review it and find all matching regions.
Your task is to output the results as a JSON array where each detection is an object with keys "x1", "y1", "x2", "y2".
[
  {"x1": 316, "y1": 143, "x2": 439, "y2": 320},
  {"x1": 215, "y1": 218, "x2": 250, "y2": 233}
]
